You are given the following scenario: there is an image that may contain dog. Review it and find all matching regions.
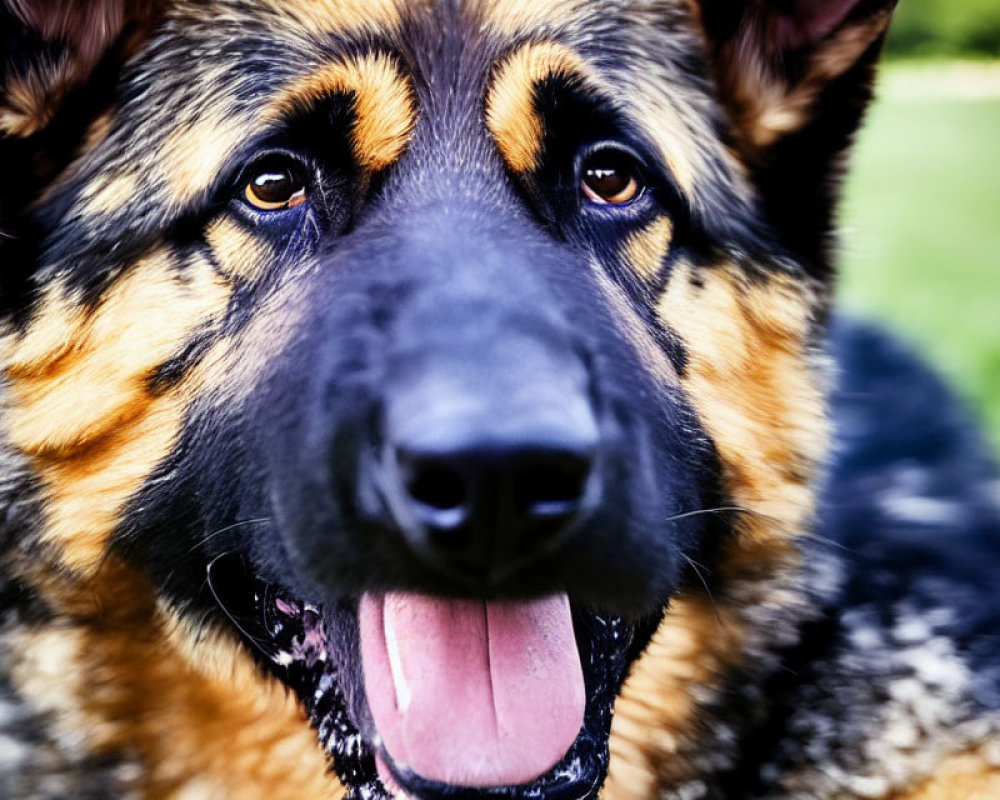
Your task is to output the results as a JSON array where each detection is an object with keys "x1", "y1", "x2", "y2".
[{"x1": 1, "y1": 0, "x2": 998, "y2": 798}]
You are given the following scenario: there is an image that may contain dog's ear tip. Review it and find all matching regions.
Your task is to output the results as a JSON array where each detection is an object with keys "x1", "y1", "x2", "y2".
[
  {"x1": 4, "y1": 0, "x2": 144, "y2": 63},
  {"x1": 2, "y1": 0, "x2": 162, "y2": 139},
  {"x1": 694, "y1": 0, "x2": 896, "y2": 52},
  {"x1": 691, "y1": 0, "x2": 894, "y2": 183},
  {"x1": 773, "y1": 0, "x2": 897, "y2": 50}
]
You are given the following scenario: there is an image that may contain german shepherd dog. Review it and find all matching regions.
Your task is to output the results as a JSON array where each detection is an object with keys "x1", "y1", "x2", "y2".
[{"x1": 1, "y1": 1, "x2": 998, "y2": 798}]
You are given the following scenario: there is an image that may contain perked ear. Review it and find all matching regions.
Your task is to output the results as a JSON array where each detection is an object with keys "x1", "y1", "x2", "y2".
[
  {"x1": 7, "y1": 0, "x2": 129, "y2": 69},
  {"x1": 0, "y1": 0, "x2": 162, "y2": 301},
  {"x1": 693, "y1": 0, "x2": 898, "y2": 154},
  {"x1": 1, "y1": 0, "x2": 159, "y2": 138},
  {"x1": 691, "y1": 0, "x2": 898, "y2": 270}
]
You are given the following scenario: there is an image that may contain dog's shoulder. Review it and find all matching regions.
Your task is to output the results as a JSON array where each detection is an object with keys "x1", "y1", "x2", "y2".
[
  {"x1": 0, "y1": 580, "x2": 138, "y2": 799},
  {"x1": 825, "y1": 315, "x2": 1000, "y2": 669},
  {"x1": 742, "y1": 318, "x2": 1000, "y2": 797},
  {"x1": 0, "y1": 433, "x2": 135, "y2": 798}
]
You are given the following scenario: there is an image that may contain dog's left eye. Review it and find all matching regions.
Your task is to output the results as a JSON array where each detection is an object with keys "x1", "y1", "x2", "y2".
[
  {"x1": 580, "y1": 148, "x2": 643, "y2": 206},
  {"x1": 243, "y1": 157, "x2": 307, "y2": 211}
]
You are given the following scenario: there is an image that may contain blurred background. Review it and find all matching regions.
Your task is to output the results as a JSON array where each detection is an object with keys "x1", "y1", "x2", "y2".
[{"x1": 839, "y1": 0, "x2": 1000, "y2": 447}]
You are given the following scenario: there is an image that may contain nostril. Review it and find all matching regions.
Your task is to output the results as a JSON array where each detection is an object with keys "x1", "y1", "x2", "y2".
[
  {"x1": 517, "y1": 454, "x2": 592, "y2": 518},
  {"x1": 400, "y1": 457, "x2": 470, "y2": 531},
  {"x1": 406, "y1": 461, "x2": 466, "y2": 511}
]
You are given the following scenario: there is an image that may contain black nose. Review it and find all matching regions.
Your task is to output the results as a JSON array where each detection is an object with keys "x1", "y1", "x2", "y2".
[{"x1": 378, "y1": 383, "x2": 600, "y2": 586}]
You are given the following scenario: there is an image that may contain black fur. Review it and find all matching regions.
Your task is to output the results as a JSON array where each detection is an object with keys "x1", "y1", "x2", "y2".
[{"x1": 1, "y1": 2, "x2": 997, "y2": 798}]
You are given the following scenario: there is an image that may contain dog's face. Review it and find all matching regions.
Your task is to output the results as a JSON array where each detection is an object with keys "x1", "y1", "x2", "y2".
[{"x1": 0, "y1": 1, "x2": 894, "y2": 797}]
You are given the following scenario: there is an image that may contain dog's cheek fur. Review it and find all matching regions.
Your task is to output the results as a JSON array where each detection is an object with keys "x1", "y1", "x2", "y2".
[
  {"x1": 1, "y1": 34, "x2": 321, "y2": 791},
  {"x1": 0, "y1": 232, "x2": 343, "y2": 795},
  {"x1": 5, "y1": 562, "x2": 338, "y2": 799},
  {"x1": 605, "y1": 262, "x2": 826, "y2": 798},
  {"x1": 603, "y1": 2, "x2": 894, "y2": 794},
  {"x1": 0, "y1": 4, "x2": 419, "y2": 792},
  {"x1": 1, "y1": 251, "x2": 226, "y2": 574}
]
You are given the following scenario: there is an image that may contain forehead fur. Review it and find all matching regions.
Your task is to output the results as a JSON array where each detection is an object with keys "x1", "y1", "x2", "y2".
[{"x1": 35, "y1": 0, "x2": 762, "y2": 296}]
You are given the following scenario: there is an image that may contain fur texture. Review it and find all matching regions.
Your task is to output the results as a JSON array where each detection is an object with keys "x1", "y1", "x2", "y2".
[{"x1": 1, "y1": 1, "x2": 997, "y2": 798}]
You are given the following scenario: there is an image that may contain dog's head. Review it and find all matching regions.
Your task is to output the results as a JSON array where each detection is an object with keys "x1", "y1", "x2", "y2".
[{"x1": 0, "y1": 1, "x2": 895, "y2": 797}]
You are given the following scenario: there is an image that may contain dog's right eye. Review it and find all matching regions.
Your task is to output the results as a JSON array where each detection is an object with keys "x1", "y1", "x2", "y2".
[
  {"x1": 580, "y1": 147, "x2": 644, "y2": 206},
  {"x1": 242, "y1": 157, "x2": 307, "y2": 211}
]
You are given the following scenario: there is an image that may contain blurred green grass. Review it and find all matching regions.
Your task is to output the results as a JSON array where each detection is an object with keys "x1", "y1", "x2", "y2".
[{"x1": 839, "y1": 62, "x2": 1000, "y2": 447}]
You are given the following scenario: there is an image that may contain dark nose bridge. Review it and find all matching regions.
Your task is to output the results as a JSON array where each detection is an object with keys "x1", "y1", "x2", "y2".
[
  {"x1": 384, "y1": 309, "x2": 598, "y2": 465},
  {"x1": 381, "y1": 206, "x2": 591, "y2": 454},
  {"x1": 378, "y1": 201, "x2": 581, "y2": 380},
  {"x1": 368, "y1": 215, "x2": 602, "y2": 586}
]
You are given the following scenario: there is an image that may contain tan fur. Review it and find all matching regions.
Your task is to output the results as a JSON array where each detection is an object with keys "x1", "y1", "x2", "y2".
[
  {"x1": 260, "y1": 0, "x2": 406, "y2": 38},
  {"x1": 474, "y1": 0, "x2": 583, "y2": 35},
  {"x1": 0, "y1": 53, "x2": 75, "y2": 137},
  {"x1": 657, "y1": 262, "x2": 826, "y2": 549},
  {"x1": 82, "y1": 170, "x2": 140, "y2": 216},
  {"x1": 604, "y1": 594, "x2": 746, "y2": 799},
  {"x1": 600, "y1": 262, "x2": 826, "y2": 795},
  {"x1": 891, "y1": 752, "x2": 1000, "y2": 800},
  {"x1": 160, "y1": 109, "x2": 253, "y2": 209},
  {"x1": 9, "y1": 558, "x2": 341, "y2": 799},
  {"x1": 485, "y1": 42, "x2": 596, "y2": 174},
  {"x1": 266, "y1": 53, "x2": 416, "y2": 172},
  {"x1": 205, "y1": 217, "x2": 275, "y2": 283},
  {"x1": 2, "y1": 249, "x2": 229, "y2": 574},
  {"x1": 621, "y1": 216, "x2": 674, "y2": 283}
]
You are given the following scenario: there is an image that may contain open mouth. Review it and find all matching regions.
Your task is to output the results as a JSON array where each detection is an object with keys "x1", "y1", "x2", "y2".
[{"x1": 208, "y1": 555, "x2": 652, "y2": 799}]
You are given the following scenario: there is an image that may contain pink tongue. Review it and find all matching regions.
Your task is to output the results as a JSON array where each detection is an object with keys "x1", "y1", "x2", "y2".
[{"x1": 359, "y1": 592, "x2": 585, "y2": 788}]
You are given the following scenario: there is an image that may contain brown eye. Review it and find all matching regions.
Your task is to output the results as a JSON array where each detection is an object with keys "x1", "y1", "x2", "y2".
[
  {"x1": 243, "y1": 160, "x2": 307, "y2": 211},
  {"x1": 581, "y1": 149, "x2": 642, "y2": 206}
]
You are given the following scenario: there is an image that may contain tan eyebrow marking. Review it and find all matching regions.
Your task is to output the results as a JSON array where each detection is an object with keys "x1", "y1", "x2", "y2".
[
  {"x1": 485, "y1": 41, "x2": 598, "y2": 174},
  {"x1": 159, "y1": 53, "x2": 413, "y2": 209},
  {"x1": 485, "y1": 41, "x2": 706, "y2": 200},
  {"x1": 266, "y1": 52, "x2": 415, "y2": 172}
]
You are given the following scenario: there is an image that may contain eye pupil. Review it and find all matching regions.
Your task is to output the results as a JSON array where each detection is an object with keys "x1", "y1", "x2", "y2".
[
  {"x1": 581, "y1": 149, "x2": 642, "y2": 205},
  {"x1": 251, "y1": 170, "x2": 293, "y2": 203},
  {"x1": 585, "y1": 167, "x2": 628, "y2": 197},
  {"x1": 243, "y1": 158, "x2": 307, "y2": 210}
]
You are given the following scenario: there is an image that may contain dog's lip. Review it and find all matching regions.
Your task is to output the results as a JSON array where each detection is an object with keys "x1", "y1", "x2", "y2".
[
  {"x1": 372, "y1": 739, "x2": 607, "y2": 800},
  {"x1": 345, "y1": 600, "x2": 637, "y2": 800},
  {"x1": 211, "y1": 556, "x2": 645, "y2": 800}
]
